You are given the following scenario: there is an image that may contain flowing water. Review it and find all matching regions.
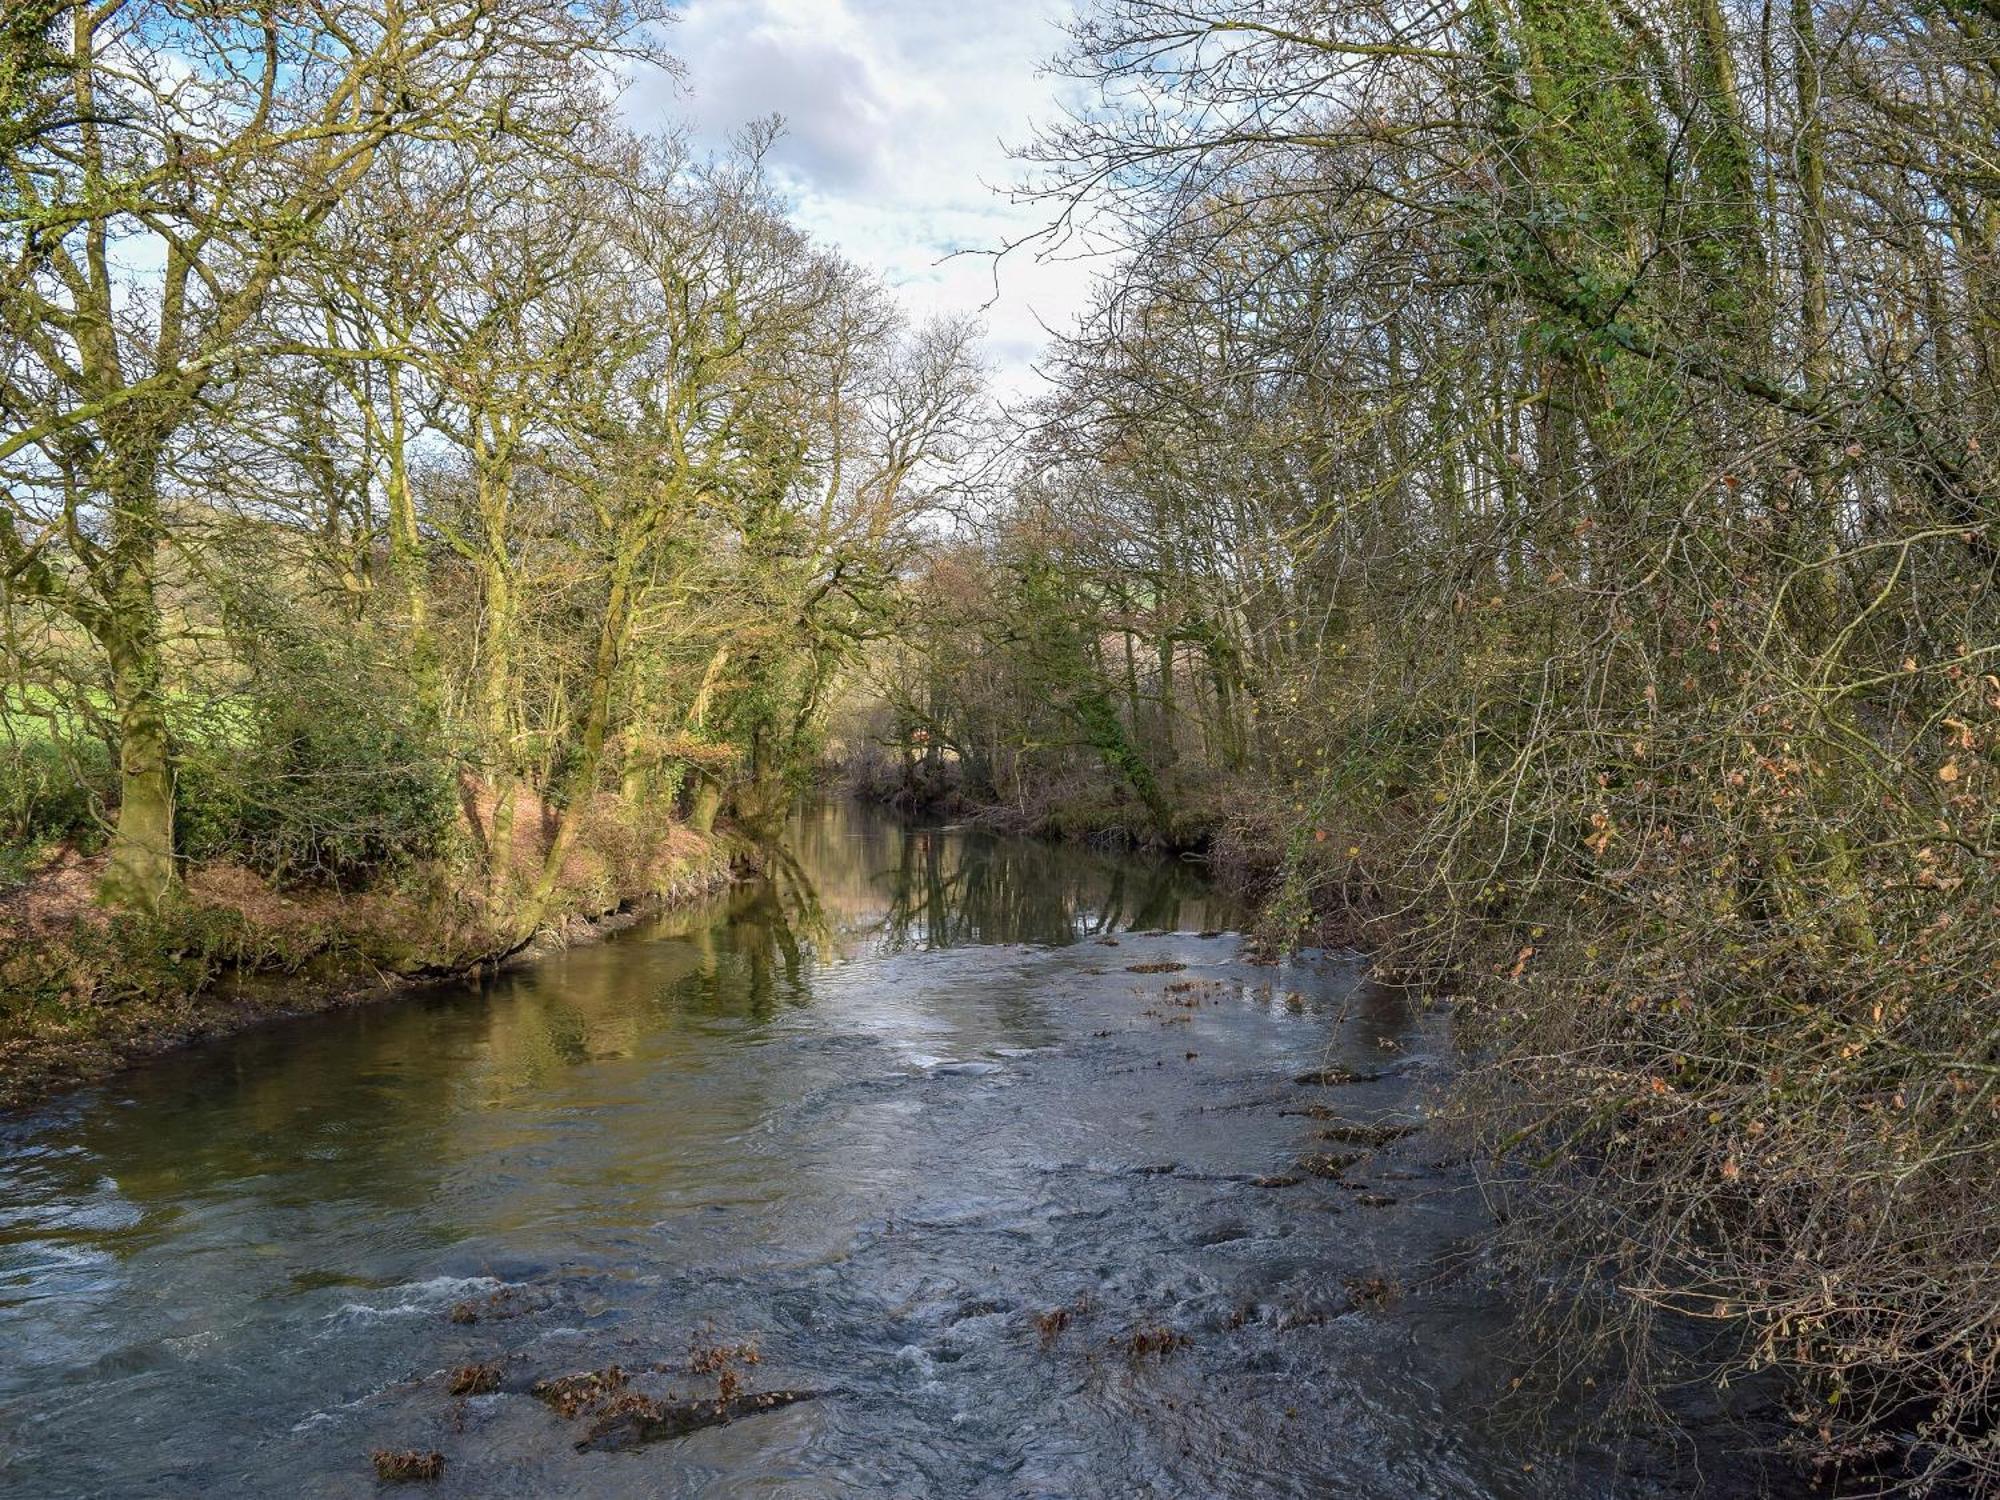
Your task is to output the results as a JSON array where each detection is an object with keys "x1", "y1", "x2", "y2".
[{"x1": 0, "y1": 804, "x2": 1794, "y2": 1498}]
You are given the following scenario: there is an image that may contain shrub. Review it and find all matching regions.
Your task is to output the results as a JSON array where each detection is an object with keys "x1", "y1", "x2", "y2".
[
  {"x1": 0, "y1": 727, "x2": 114, "y2": 890},
  {"x1": 174, "y1": 605, "x2": 455, "y2": 887},
  {"x1": 178, "y1": 699, "x2": 453, "y2": 886}
]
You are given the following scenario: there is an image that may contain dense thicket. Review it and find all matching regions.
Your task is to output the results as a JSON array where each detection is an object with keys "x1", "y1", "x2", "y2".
[
  {"x1": 0, "y1": 3, "x2": 982, "y2": 939},
  {"x1": 870, "y1": 0, "x2": 1998, "y2": 1485}
]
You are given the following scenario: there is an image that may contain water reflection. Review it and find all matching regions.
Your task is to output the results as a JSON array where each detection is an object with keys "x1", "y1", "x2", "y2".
[
  {"x1": 0, "y1": 804, "x2": 1242, "y2": 1343},
  {"x1": 0, "y1": 805, "x2": 1794, "y2": 1499},
  {"x1": 785, "y1": 801, "x2": 1240, "y2": 954}
]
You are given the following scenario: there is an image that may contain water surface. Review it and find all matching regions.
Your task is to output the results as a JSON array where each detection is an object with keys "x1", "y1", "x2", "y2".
[{"x1": 1, "y1": 804, "x2": 1787, "y2": 1496}]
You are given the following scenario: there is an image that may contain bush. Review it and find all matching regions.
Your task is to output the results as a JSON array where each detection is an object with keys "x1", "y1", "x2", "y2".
[
  {"x1": 178, "y1": 698, "x2": 454, "y2": 886},
  {"x1": 0, "y1": 731, "x2": 113, "y2": 879},
  {"x1": 173, "y1": 603, "x2": 456, "y2": 886}
]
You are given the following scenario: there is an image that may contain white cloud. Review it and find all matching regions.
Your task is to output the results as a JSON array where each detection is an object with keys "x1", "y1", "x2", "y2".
[{"x1": 628, "y1": 0, "x2": 1099, "y2": 401}]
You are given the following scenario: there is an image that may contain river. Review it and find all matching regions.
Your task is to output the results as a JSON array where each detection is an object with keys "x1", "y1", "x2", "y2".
[{"x1": 0, "y1": 803, "x2": 1794, "y2": 1497}]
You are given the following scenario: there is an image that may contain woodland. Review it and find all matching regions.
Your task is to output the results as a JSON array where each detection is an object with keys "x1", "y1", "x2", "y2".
[{"x1": 2, "y1": 0, "x2": 1997, "y2": 1489}]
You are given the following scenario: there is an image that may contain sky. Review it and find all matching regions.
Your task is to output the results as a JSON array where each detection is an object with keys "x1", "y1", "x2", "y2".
[{"x1": 628, "y1": 0, "x2": 1097, "y2": 401}]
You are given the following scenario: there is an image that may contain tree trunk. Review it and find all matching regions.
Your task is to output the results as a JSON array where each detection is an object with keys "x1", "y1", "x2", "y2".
[
  {"x1": 477, "y1": 553, "x2": 519, "y2": 899},
  {"x1": 99, "y1": 564, "x2": 174, "y2": 910},
  {"x1": 619, "y1": 656, "x2": 656, "y2": 808},
  {"x1": 380, "y1": 373, "x2": 441, "y2": 724},
  {"x1": 525, "y1": 562, "x2": 635, "y2": 929},
  {"x1": 94, "y1": 434, "x2": 175, "y2": 911},
  {"x1": 688, "y1": 774, "x2": 723, "y2": 835}
]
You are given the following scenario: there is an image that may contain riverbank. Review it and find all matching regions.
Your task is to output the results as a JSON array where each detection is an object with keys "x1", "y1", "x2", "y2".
[{"x1": 0, "y1": 813, "x2": 738, "y2": 1112}]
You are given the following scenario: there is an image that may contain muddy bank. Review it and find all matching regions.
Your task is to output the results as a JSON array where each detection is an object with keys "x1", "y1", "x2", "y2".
[{"x1": 0, "y1": 828, "x2": 738, "y2": 1112}]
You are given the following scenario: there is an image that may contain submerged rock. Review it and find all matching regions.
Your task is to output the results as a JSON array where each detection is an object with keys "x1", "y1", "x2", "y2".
[
  {"x1": 1279, "y1": 1103, "x2": 1340, "y2": 1120},
  {"x1": 1296, "y1": 1152, "x2": 1363, "y2": 1179},
  {"x1": 1294, "y1": 1067, "x2": 1382, "y2": 1086},
  {"x1": 531, "y1": 1365, "x2": 628, "y2": 1419},
  {"x1": 370, "y1": 1449, "x2": 444, "y2": 1483},
  {"x1": 575, "y1": 1389, "x2": 820, "y2": 1452},
  {"x1": 1316, "y1": 1122, "x2": 1420, "y2": 1146},
  {"x1": 445, "y1": 1361, "x2": 502, "y2": 1396},
  {"x1": 930, "y1": 1060, "x2": 1003, "y2": 1077}
]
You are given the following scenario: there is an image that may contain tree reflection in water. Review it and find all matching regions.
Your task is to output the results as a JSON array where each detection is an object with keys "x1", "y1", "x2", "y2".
[{"x1": 772, "y1": 800, "x2": 1241, "y2": 956}]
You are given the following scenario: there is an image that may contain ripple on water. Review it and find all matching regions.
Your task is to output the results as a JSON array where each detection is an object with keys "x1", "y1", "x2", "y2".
[{"x1": 0, "y1": 807, "x2": 1808, "y2": 1499}]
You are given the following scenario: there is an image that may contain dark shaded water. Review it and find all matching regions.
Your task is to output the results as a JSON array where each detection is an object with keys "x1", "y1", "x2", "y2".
[{"x1": 1, "y1": 805, "x2": 1792, "y2": 1497}]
